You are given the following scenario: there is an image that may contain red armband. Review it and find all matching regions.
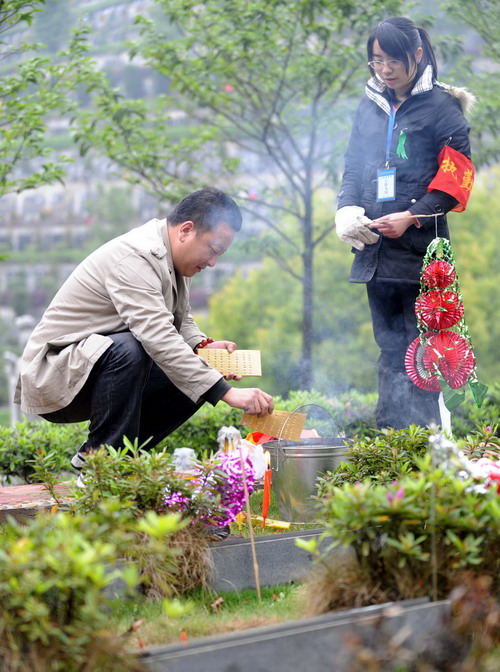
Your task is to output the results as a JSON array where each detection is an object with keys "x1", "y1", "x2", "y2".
[{"x1": 427, "y1": 145, "x2": 474, "y2": 212}]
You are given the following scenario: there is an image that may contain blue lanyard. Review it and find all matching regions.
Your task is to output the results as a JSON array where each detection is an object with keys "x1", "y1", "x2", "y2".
[{"x1": 385, "y1": 104, "x2": 397, "y2": 168}]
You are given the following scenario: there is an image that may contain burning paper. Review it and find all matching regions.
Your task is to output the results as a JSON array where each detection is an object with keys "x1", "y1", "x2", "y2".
[{"x1": 241, "y1": 410, "x2": 307, "y2": 441}]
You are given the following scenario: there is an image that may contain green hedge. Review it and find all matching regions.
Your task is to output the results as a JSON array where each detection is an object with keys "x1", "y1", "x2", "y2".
[
  {"x1": 0, "y1": 421, "x2": 87, "y2": 483},
  {"x1": 0, "y1": 386, "x2": 497, "y2": 482}
]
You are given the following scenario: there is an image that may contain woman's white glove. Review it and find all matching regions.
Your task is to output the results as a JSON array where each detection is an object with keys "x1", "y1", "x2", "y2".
[{"x1": 335, "y1": 206, "x2": 380, "y2": 251}]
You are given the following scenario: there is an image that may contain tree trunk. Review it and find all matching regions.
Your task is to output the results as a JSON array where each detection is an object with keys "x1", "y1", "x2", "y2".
[{"x1": 300, "y1": 195, "x2": 314, "y2": 390}]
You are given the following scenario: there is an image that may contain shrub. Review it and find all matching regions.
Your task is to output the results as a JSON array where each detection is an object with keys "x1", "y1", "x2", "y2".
[
  {"x1": 450, "y1": 383, "x2": 500, "y2": 439},
  {"x1": 70, "y1": 443, "x2": 222, "y2": 596},
  {"x1": 458, "y1": 423, "x2": 500, "y2": 460},
  {"x1": 316, "y1": 425, "x2": 432, "y2": 494},
  {"x1": 0, "y1": 420, "x2": 87, "y2": 483},
  {"x1": 0, "y1": 508, "x2": 180, "y2": 672},
  {"x1": 1, "y1": 383, "x2": 496, "y2": 483},
  {"x1": 310, "y1": 456, "x2": 500, "y2": 605}
]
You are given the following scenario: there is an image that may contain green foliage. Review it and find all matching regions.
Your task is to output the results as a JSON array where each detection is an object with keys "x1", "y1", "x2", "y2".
[
  {"x1": 0, "y1": 0, "x2": 45, "y2": 34},
  {"x1": 316, "y1": 425, "x2": 432, "y2": 494},
  {"x1": 0, "y1": 508, "x2": 157, "y2": 672},
  {"x1": 159, "y1": 403, "x2": 246, "y2": 456},
  {"x1": 440, "y1": 0, "x2": 500, "y2": 165},
  {"x1": 450, "y1": 383, "x2": 500, "y2": 439},
  {"x1": 0, "y1": 379, "x2": 496, "y2": 487},
  {"x1": 71, "y1": 0, "x2": 404, "y2": 388},
  {"x1": 0, "y1": 420, "x2": 87, "y2": 483},
  {"x1": 72, "y1": 442, "x2": 200, "y2": 519},
  {"x1": 0, "y1": 12, "x2": 94, "y2": 196},
  {"x1": 458, "y1": 423, "x2": 500, "y2": 461},
  {"x1": 314, "y1": 460, "x2": 500, "y2": 601},
  {"x1": 69, "y1": 442, "x2": 223, "y2": 597},
  {"x1": 11, "y1": 439, "x2": 208, "y2": 602}
]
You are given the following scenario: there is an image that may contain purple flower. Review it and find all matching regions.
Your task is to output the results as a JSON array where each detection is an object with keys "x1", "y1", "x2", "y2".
[
  {"x1": 387, "y1": 486, "x2": 405, "y2": 505},
  {"x1": 163, "y1": 452, "x2": 255, "y2": 527}
]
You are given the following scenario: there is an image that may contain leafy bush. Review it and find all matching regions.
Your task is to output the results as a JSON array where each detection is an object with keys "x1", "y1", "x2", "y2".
[
  {"x1": 316, "y1": 425, "x2": 432, "y2": 493},
  {"x1": 0, "y1": 507, "x2": 185, "y2": 672},
  {"x1": 450, "y1": 382, "x2": 500, "y2": 439},
  {"x1": 0, "y1": 420, "x2": 87, "y2": 483},
  {"x1": 0, "y1": 382, "x2": 496, "y2": 483},
  {"x1": 310, "y1": 456, "x2": 500, "y2": 604},
  {"x1": 70, "y1": 443, "x2": 222, "y2": 596},
  {"x1": 158, "y1": 403, "x2": 246, "y2": 456},
  {"x1": 73, "y1": 444, "x2": 223, "y2": 521},
  {"x1": 457, "y1": 423, "x2": 500, "y2": 464}
]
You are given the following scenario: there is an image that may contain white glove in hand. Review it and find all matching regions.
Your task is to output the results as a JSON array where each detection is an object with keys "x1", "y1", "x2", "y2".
[{"x1": 335, "y1": 206, "x2": 380, "y2": 251}]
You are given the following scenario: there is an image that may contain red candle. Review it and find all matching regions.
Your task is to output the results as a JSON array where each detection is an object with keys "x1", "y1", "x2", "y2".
[{"x1": 262, "y1": 451, "x2": 272, "y2": 529}]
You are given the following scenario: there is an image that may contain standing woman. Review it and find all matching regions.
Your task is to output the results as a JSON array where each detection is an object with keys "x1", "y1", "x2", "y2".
[{"x1": 335, "y1": 16, "x2": 475, "y2": 430}]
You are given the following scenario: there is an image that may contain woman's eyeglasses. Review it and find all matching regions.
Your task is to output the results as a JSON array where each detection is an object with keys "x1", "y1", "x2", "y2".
[{"x1": 368, "y1": 59, "x2": 404, "y2": 69}]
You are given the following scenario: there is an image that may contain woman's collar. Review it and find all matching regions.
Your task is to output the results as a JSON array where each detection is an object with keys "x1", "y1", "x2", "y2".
[{"x1": 365, "y1": 64, "x2": 435, "y2": 114}]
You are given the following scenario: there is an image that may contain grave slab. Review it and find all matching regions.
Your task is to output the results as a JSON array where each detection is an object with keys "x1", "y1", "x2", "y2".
[
  {"x1": 140, "y1": 598, "x2": 451, "y2": 672},
  {"x1": 0, "y1": 482, "x2": 74, "y2": 522},
  {"x1": 208, "y1": 527, "x2": 352, "y2": 592}
]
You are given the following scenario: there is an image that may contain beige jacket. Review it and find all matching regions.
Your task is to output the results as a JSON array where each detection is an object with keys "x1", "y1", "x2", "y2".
[{"x1": 15, "y1": 218, "x2": 223, "y2": 414}]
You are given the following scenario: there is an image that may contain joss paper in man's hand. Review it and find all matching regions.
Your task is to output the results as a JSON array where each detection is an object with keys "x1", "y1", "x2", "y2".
[
  {"x1": 241, "y1": 410, "x2": 307, "y2": 441},
  {"x1": 198, "y1": 348, "x2": 261, "y2": 376}
]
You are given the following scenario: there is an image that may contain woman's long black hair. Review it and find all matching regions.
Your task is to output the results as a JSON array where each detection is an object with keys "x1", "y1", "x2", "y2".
[{"x1": 367, "y1": 17, "x2": 438, "y2": 81}]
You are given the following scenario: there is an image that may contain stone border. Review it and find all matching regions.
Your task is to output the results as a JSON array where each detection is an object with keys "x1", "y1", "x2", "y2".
[
  {"x1": 208, "y1": 527, "x2": 350, "y2": 593},
  {"x1": 140, "y1": 598, "x2": 450, "y2": 672}
]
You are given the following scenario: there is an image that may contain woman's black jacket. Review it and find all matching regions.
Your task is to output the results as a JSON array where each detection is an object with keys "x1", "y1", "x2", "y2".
[{"x1": 338, "y1": 72, "x2": 474, "y2": 284}]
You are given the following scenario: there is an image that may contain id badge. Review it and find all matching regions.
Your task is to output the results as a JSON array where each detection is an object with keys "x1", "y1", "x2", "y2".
[{"x1": 377, "y1": 168, "x2": 396, "y2": 202}]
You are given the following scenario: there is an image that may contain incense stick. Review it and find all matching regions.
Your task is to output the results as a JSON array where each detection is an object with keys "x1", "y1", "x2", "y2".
[{"x1": 238, "y1": 444, "x2": 261, "y2": 601}]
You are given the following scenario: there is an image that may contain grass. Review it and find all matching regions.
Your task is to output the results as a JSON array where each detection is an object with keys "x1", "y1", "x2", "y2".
[
  {"x1": 110, "y1": 480, "x2": 314, "y2": 649},
  {"x1": 115, "y1": 583, "x2": 305, "y2": 650}
]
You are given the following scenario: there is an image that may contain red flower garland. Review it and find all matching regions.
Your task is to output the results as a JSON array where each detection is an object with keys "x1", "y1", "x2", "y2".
[
  {"x1": 423, "y1": 331, "x2": 475, "y2": 389},
  {"x1": 415, "y1": 289, "x2": 464, "y2": 330},
  {"x1": 405, "y1": 238, "x2": 487, "y2": 408},
  {"x1": 405, "y1": 335, "x2": 442, "y2": 391},
  {"x1": 421, "y1": 259, "x2": 455, "y2": 289}
]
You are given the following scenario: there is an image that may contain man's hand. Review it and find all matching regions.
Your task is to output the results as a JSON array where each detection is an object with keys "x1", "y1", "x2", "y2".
[
  {"x1": 205, "y1": 340, "x2": 236, "y2": 352},
  {"x1": 204, "y1": 339, "x2": 241, "y2": 380},
  {"x1": 335, "y1": 206, "x2": 380, "y2": 251},
  {"x1": 369, "y1": 211, "x2": 417, "y2": 238},
  {"x1": 221, "y1": 387, "x2": 274, "y2": 417}
]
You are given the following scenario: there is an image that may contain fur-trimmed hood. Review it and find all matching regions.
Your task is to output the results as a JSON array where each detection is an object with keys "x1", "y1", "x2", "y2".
[{"x1": 438, "y1": 83, "x2": 477, "y2": 117}]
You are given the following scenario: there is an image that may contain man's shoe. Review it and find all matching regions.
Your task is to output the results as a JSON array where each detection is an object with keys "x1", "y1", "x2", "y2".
[
  {"x1": 71, "y1": 451, "x2": 86, "y2": 471},
  {"x1": 207, "y1": 525, "x2": 231, "y2": 542},
  {"x1": 75, "y1": 473, "x2": 87, "y2": 489}
]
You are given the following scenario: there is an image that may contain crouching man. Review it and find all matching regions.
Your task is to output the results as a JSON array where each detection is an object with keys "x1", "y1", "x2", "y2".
[{"x1": 15, "y1": 187, "x2": 273, "y2": 472}]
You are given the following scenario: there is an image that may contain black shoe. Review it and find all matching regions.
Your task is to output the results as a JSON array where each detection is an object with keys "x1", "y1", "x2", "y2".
[{"x1": 207, "y1": 525, "x2": 231, "y2": 542}]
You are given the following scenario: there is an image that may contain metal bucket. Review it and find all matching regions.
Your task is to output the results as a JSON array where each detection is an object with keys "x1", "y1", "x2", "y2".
[{"x1": 267, "y1": 437, "x2": 350, "y2": 523}]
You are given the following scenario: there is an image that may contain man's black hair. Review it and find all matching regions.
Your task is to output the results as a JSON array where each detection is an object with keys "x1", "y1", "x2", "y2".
[{"x1": 168, "y1": 187, "x2": 242, "y2": 233}]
